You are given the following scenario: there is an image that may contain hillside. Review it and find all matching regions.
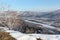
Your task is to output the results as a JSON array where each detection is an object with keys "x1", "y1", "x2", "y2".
[{"x1": 0, "y1": 10, "x2": 60, "y2": 34}]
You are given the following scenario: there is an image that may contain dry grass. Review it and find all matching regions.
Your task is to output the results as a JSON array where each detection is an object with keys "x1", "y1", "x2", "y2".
[{"x1": 0, "y1": 32, "x2": 16, "y2": 40}]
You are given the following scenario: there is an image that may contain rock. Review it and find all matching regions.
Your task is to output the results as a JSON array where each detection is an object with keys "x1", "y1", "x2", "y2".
[{"x1": 36, "y1": 38, "x2": 42, "y2": 40}]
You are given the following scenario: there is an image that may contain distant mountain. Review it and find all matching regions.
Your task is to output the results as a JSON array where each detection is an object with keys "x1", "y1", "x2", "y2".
[
  {"x1": 19, "y1": 11, "x2": 47, "y2": 17},
  {"x1": 39, "y1": 9, "x2": 60, "y2": 19},
  {"x1": 19, "y1": 9, "x2": 60, "y2": 19}
]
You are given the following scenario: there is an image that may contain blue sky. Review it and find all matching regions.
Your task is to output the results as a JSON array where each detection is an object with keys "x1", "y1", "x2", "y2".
[{"x1": 0, "y1": 0, "x2": 60, "y2": 11}]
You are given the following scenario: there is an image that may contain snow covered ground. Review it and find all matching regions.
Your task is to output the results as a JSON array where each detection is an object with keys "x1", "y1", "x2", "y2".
[
  {"x1": 5, "y1": 29, "x2": 60, "y2": 40},
  {"x1": 8, "y1": 31, "x2": 60, "y2": 40},
  {"x1": 0, "y1": 27, "x2": 60, "y2": 40}
]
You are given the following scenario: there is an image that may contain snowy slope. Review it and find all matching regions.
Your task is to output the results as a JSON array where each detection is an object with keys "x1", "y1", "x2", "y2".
[
  {"x1": 5, "y1": 29, "x2": 60, "y2": 40},
  {"x1": 7, "y1": 30, "x2": 60, "y2": 40},
  {"x1": 0, "y1": 27, "x2": 60, "y2": 40},
  {"x1": 5, "y1": 30, "x2": 36, "y2": 40}
]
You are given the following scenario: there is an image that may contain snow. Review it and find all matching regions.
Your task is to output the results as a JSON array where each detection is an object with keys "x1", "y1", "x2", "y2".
[
  {"x1": 0, "y1": 26, "x2": 60, "y2": 40},
  {"x1": 5, "y1": 29, "x2": 60, "y2": 40},
  {"x1": 5, "y1": 30, "x2": 36, "y2": 40},
  {"x1": 28, "y1": 34, "x2": 60, "y2": 40},
  {"x1": 17, "y1": 35, "x2": 36, "y2": 40}
]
